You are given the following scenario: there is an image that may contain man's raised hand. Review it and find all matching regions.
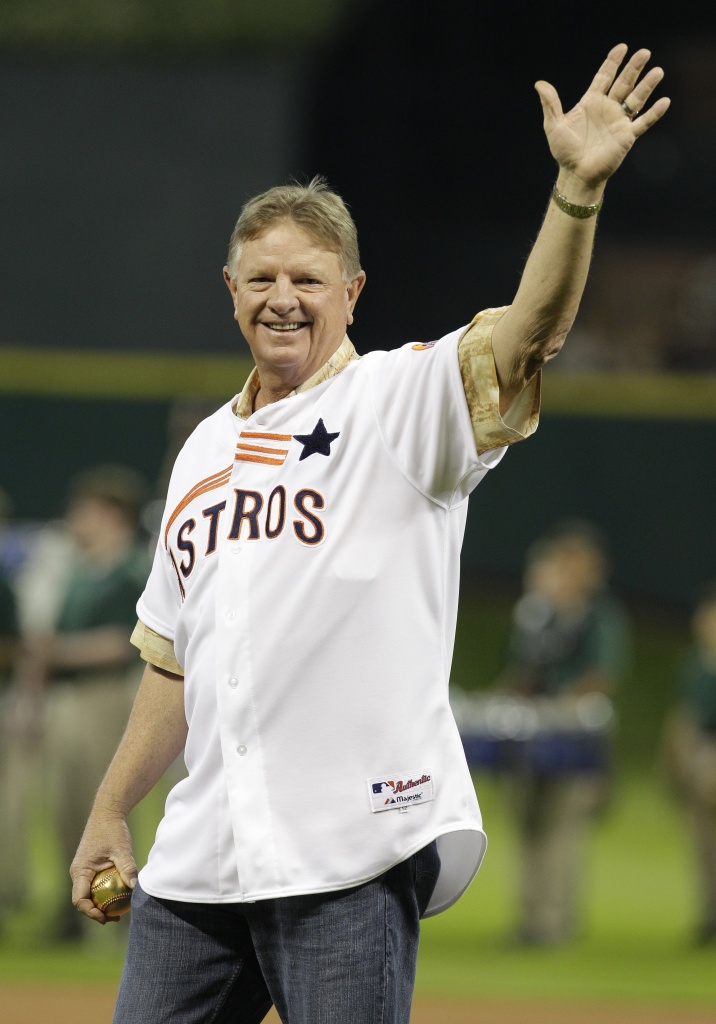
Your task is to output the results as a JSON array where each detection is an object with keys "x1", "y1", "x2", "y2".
[{"x1": 535, "y1": 43, "x2": 670, "y2": 189}]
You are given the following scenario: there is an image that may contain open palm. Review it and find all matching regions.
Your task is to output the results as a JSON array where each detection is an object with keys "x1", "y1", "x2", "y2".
[{"x1": 536, "y1": 44, "x2": 670, "y2": 188}]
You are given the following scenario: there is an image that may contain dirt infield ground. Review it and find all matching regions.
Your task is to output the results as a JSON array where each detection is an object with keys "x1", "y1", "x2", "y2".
[{"x1": 1, "y1": 986, "x2": 715, "y2": 1024}]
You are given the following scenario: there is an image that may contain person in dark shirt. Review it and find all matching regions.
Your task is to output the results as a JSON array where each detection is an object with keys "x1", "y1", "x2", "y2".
[
  {"x1": 663, "y1": 584, "x2": 716, "y2": 944},
  {"x1": 20, "y1": 465, "x2": 150, "y2": 940},
  {"x1": 0, "y1": 486, "x2": 20, "y2": 686},
  {"x1": 0, "y1": 571, "x2": 18, "y2": 685},
  {"x1": 0, "y1": 498, "x2": 22, "y2": 928},
  {"x1": 0, "y1": 487, "x2": 24, "y2": 929},
  {"x1": 497, "y1": 520, "x2": 630, "y2": 944}
]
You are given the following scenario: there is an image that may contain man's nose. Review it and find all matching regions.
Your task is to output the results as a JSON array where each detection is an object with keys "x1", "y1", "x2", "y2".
[{"x1": 267, "y1": 278, "x2": 298, "y2": 315}]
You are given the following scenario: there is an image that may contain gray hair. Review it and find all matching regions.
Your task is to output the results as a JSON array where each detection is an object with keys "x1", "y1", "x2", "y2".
[{"x1": 226, "y1": 176, "x2": 361, "y2": 283}]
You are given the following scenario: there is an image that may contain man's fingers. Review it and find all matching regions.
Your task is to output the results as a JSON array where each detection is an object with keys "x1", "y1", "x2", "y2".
[
  {"x1": 622, "y1": 66, "x2": 666, "y2": 119},
  {"x1": 72, "y1": 881, "x2": 120, "y2": 924},
  {"x1": 73, "y1": 894, "x2": 108, "y2": 923},
  {"x1": 115, "y1": 858, "x2": 139, "y2": 889},
  {"x1": 75, "y1": 899, "x2": 119, "y2": 925},
  {"x1": 613, "y1": 57, "x2": 669, "y2": 137},
  {"x1": 609, "y1": 48, "x2": 653, "y2": 103},
  {"x1": 588, "y1": 43, "x2": 629, "y2": 94},
  {"x1": 632, "y1": 95, "x2": 671, "y2": 138},
  {"x1": 534, "y1": 80, "x2": 563, "y2": 125},
  {"x1": 70, "y1": 852, "x2": 137, "y2": 926}
]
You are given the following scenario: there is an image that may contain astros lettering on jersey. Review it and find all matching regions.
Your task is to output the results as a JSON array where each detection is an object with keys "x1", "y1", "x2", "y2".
[{"x1": 133, "y1": 308, "x2": 539, "y2": 917}]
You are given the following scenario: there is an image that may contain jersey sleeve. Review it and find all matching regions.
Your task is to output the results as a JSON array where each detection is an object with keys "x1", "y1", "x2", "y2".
[
  {"x1": 458, "y1": 307, "x2": 540, "y2": 455},
  {"x1": 135, "y1": 534, "x2": 184, "y2": 662},
  {"x1": 370, "y1": 307, "x2": 539, "y2": 505},
  {"x1": 130, "y1": 620, "x2": 184, "y2": 676}
]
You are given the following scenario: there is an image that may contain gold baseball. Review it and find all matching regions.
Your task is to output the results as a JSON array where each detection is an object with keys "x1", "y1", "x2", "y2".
[{"x1": 90, "y1": 866, "x2": 133, "y2": 917}]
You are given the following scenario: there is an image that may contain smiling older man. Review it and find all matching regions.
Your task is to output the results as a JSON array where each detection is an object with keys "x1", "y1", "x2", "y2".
[{"x1": 71, "y1": 44, "x2": 669, "y2": 1024}]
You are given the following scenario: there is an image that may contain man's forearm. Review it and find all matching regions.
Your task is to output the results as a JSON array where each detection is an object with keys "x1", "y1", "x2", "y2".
[
  {"x1": 71, "y1": 660, "x2": 187, "y2": 922},
  {"x1": 492, "y1": 170, "x2": 602, "y2": 410},
  {"x1": 510, "y1": 170, "x2": 602, "y2": 350},
  {"x1": 92, "y1": 660, "x2": 187, "y2": 818}
]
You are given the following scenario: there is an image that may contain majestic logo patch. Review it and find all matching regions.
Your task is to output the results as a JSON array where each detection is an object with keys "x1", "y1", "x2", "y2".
[
  {"x1": 368, "y1": 772, "x2": 434, "y2": 813},
  {"x1": 293, "y1": 418, "x2": 340, "y2": 461},
  {"x1": 411, "y1": 342, "x2": 436, "y2": 351}
]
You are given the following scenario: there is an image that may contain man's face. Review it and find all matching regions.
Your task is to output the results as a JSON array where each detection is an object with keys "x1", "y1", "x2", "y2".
[{"x1": 224, "y1": 218, "x2": 365, "y2": 391}]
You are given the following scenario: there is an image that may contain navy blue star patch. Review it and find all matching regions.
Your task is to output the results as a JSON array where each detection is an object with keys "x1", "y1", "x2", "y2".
[{"x1": 294, "y1": 418, "x2": 340, "y2": 461}]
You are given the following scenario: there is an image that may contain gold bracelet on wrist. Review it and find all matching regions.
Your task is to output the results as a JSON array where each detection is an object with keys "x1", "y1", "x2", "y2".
[{"x1": 551, "y1": 185, "x2": 603, "y2": 219}]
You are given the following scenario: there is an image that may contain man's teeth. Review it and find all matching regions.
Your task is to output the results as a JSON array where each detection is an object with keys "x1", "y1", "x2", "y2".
[{"x1": 266, "y1": 323, "x2": 305, "y2": 331}]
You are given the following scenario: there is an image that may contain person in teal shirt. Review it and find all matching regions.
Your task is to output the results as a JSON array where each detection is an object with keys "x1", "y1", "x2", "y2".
[
  {"x1": 498, "y1": 520, "x2": 630, "y2": 944},
  {"x1": 19, "y1": 465, "x2": 150, "y2": 941},
  {"x1": 0, "y1": 571, "x2": 18, "y2": 685},
  {"x1": 0, "y1": 489, "x2": 24, "y2": 929},
  {"x1": 664, "y1": 584, "x2": 716, "y2": 944}
]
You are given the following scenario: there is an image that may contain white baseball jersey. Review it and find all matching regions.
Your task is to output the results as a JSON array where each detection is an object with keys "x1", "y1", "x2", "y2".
[{"x1": 135, "y1": 308, "x2": 538, "y2": 917}]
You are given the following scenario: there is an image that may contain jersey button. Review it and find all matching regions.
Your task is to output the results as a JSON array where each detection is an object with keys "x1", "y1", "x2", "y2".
[
  {"x1": 237, "y1": 745, "x2": 248, "y2": 756},
  {"x1": 228, "y1": 677, "x2": 239, "y2": 689},
  {"x1": 226, "y1": 609, "x2": 237, "y2": 621}
]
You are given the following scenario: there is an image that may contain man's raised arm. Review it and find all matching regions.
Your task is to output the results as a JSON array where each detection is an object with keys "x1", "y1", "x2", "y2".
[{"x1": 492, "y1": 43, "x2": 670, "y2": 414}]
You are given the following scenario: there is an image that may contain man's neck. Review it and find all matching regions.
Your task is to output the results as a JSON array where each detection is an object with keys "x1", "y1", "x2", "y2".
[
  {"x1": 251, "y1": 374, "x2": 297, "y2": 412},
  {"x1": 235, "y1": 336, "x2": 357, "y2": 420},
  {"x1": 251, "y1": 344, "x2": 342, "y2": 411}
]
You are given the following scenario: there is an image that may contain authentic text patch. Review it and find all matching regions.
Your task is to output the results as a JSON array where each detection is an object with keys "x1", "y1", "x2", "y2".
[{"x1": 368, "y1": 772, "x2": 434, "y2": 813}]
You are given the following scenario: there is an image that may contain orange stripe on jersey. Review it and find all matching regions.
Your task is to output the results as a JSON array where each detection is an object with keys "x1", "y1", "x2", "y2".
[
  {"x1": 236, "y1": 442, "x2": 288, "y2": 457},
  {"x1": 164, "y1": 465, "x2": 233, "y2": 545},
  {"x1": 240, "y1": 431, "x2": 292, "y2": 441},
  {"x1": 174, "y1": 465, "x2": 233, "y2": 513},
  {"x1": 235, "y1": 453, "x2": 285, "y2": 466}
]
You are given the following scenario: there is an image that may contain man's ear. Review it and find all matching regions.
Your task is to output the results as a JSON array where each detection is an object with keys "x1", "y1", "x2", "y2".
[
  {"x1": 223, "y1": 267, "x2": 240, "y2": 320},
  {"x1": 223, "y1": 266, "x2": 237, "y2": 299},
  {"x1": 347, "y1": 271, "x2": 366, "y2": 325}
]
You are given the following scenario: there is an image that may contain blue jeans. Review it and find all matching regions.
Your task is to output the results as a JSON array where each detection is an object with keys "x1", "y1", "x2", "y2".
[{"x1": 113, "y1": 842, "x2": 440, "y2": 1024}]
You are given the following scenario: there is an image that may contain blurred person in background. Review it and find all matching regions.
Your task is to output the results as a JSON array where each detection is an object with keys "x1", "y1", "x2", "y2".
[
  {"x1": 6, "y1": 476, "x2": 94, "y2": 931},
  {"x1": 0, "y1": 485, "x2": 27, "y2": 579},
  {"x1": 0, "y1": 486, "x2": 22, "y2": 930},
  {"x1": 495, "y1": 520, "x2": 631, "y2": 944},
  {"x1": 16, "y1": 464, "x2": 150, "y2": 941},
  {"x1": 662, "y1": 584, "x2": 716, "y2": 945},
  {"x1": 0, "y1": 487, "x2": 19, "y2": 677}
]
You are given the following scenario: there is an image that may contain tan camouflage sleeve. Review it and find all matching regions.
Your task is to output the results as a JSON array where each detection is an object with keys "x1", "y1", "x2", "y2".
[
  {"x1": 130, "y1": 621, "x2": 184, "y2": 677},
  {"x1": 458, "y1": 306, "x2": 541, "y2": 456}
]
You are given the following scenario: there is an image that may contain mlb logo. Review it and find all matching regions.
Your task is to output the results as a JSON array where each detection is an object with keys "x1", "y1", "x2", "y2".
[{"x1": 371, "y1": 781, "x2": 393, "y2": 795}]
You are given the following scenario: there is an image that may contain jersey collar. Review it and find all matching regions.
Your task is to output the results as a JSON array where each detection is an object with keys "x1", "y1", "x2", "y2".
[{"x1": 233, "y1": 335, "x2": 358, "y2": 420}]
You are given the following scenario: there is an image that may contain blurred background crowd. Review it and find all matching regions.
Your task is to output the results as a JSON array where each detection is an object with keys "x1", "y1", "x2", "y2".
[{"x1": 0, "y1": 0, "x2": 715, "y2": 966}]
